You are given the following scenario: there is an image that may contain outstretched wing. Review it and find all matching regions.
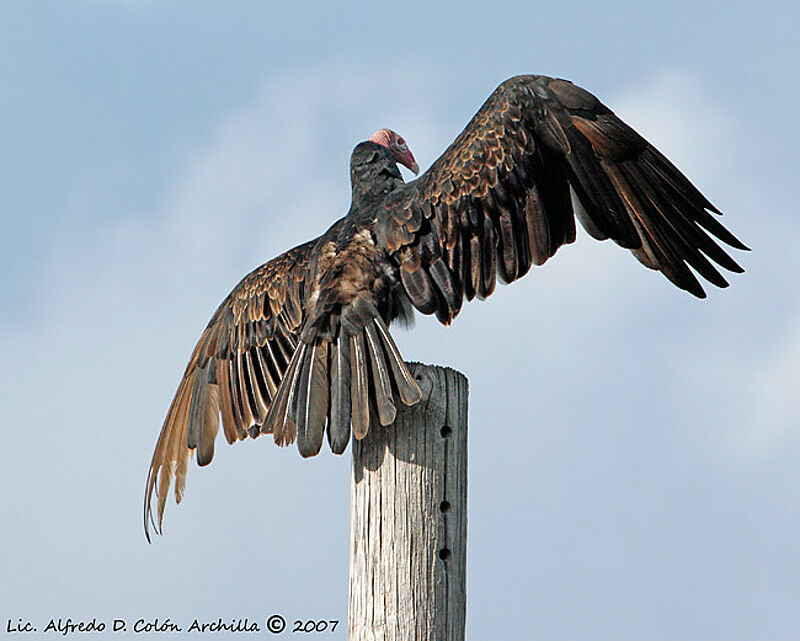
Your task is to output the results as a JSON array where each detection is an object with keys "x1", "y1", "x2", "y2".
[
  {"x1": 144, "y1": 239, "x2": 316, "y2": 540},
  {"x1": 376, "y1": 75, "x2": 747, "y2": 324}
]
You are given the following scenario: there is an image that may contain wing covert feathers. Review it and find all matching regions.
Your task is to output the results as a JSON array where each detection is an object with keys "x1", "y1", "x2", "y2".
[
  {"x1": 269, "y1": 311, "x2": 421, "y2": 455},
  {"x1": 378, "y1": 74, "x2": 747, "y2": 322}
]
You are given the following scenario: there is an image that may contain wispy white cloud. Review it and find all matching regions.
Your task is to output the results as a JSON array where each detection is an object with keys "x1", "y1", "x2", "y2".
[
  {"x1": 612, "y1": 69, "x2": 736, "y2": 186},
  {"x1": 611, "y1": 73, "x2": 800, "y2": 464},
  {"x1": 749, "y1": 312, "x2": 800, "y2": 451},
  {"x1": 607, "y1": 70, "x2": 800, "y2": 465}
]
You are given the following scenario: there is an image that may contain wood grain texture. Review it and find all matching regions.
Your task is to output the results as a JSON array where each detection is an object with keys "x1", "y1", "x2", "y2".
[{"x1": 349, "y1": 363, "x2": 468, "y2": 641}]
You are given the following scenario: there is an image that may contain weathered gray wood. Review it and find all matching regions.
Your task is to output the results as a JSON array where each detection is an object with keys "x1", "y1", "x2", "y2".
[{"x1": 349, "y1": 363, "x2": 468, "y2": 641}]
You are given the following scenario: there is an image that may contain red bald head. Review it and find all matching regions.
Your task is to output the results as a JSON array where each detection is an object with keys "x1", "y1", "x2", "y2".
[{"x1": 369, "y1": 129, "x2": 420, "y2": 175}]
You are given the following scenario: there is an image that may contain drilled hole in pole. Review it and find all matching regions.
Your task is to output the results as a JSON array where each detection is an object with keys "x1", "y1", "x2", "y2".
[
  {"x1": 439, "y1": 500, "x2": 451, "y2": 513},
  {"x1": 440, "y1": 425, "x2": 452, "y2": 438},
  {"x1": 438, "y1": 548, "x2": 451, "y2": 561}
]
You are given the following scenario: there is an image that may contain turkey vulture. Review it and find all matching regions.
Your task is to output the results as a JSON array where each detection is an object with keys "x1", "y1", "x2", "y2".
[{"x1": 144, "y1": 74, "x2": 747, "y2": 540}]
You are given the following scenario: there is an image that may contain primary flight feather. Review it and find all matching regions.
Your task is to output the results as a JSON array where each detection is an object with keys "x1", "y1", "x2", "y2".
[{"x1": 144, "y1": 74, "x2": 747, "y2": 540}]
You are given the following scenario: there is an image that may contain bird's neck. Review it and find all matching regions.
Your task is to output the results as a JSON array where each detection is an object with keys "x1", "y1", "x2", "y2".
[
  {"x1": 350, "y1": 146, "x2": 405, "y2": 208},
  {"x1": 351, "y1": 165, "x2": 405, "y2": 208}
]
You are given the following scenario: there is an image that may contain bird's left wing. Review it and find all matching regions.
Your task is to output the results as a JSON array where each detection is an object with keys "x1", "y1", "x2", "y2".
[
  {"x1": 144, "y1": 239, "x2": 316, "y2": 540},
  {"x1": 376, "y1": 75, "x2": 747, "y2": 325}
]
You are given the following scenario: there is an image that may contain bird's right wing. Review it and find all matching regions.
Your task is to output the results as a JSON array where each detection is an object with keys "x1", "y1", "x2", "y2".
[
  {"x1": 377, "y1": 75, "x2": 748, "y2": 325},
  {"x1": 144, "y1": 238, "x2": 316, "y2": 540}
]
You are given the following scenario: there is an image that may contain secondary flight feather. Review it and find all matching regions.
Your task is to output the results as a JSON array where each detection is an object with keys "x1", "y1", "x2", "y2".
[{"x1": 144, "y1": 74, "x2": 747, "y2": 540}]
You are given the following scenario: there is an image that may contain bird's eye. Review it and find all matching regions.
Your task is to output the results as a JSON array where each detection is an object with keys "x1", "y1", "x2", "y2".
[{"x1": 397, "y1": 137, "x2": 406, "y2": 147}]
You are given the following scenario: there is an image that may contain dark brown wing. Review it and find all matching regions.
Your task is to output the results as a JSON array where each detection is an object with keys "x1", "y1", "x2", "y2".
[
  {"x1": 144, "y1": 239, "x2": 316, "y2": 540},
  {"x1": 376, "y1": 75, "x2": 747, "y2": 324}
]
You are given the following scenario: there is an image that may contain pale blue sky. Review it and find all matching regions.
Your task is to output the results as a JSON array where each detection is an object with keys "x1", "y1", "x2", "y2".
[{"x1": 2, "y1": 2, "x2": 799, "y2": 640}]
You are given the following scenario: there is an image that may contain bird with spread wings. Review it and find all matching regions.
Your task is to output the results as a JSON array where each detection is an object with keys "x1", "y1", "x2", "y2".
[{"x1": 144, "y1": 75, "x2": 747, "y2": 540}]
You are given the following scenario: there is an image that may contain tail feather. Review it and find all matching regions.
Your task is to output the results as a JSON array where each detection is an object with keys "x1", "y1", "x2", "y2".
[
  {"x1": 328, "y1": 333, "x2": 352, "y2": 454},
  {"x1": 262, "y1": 308, "x2": 424, "y2": 454},
  {"x1": 295, "y1": 341, "x2": 329, "y2": 458},
  {"x1": 349, "y1": 333, "x2": 370, "y2": 440},
  {"x1": 371, "y1": 317, "x2": 422, "y2": 406},
  {"x1": 364, "y1": 323, "x2": 397, "y2": 426}
]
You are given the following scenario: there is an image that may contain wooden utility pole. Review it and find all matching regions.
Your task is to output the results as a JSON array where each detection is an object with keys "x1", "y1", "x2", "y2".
[{"x1": 348, "y1": 363, "x2": 468, "y2": 641}]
